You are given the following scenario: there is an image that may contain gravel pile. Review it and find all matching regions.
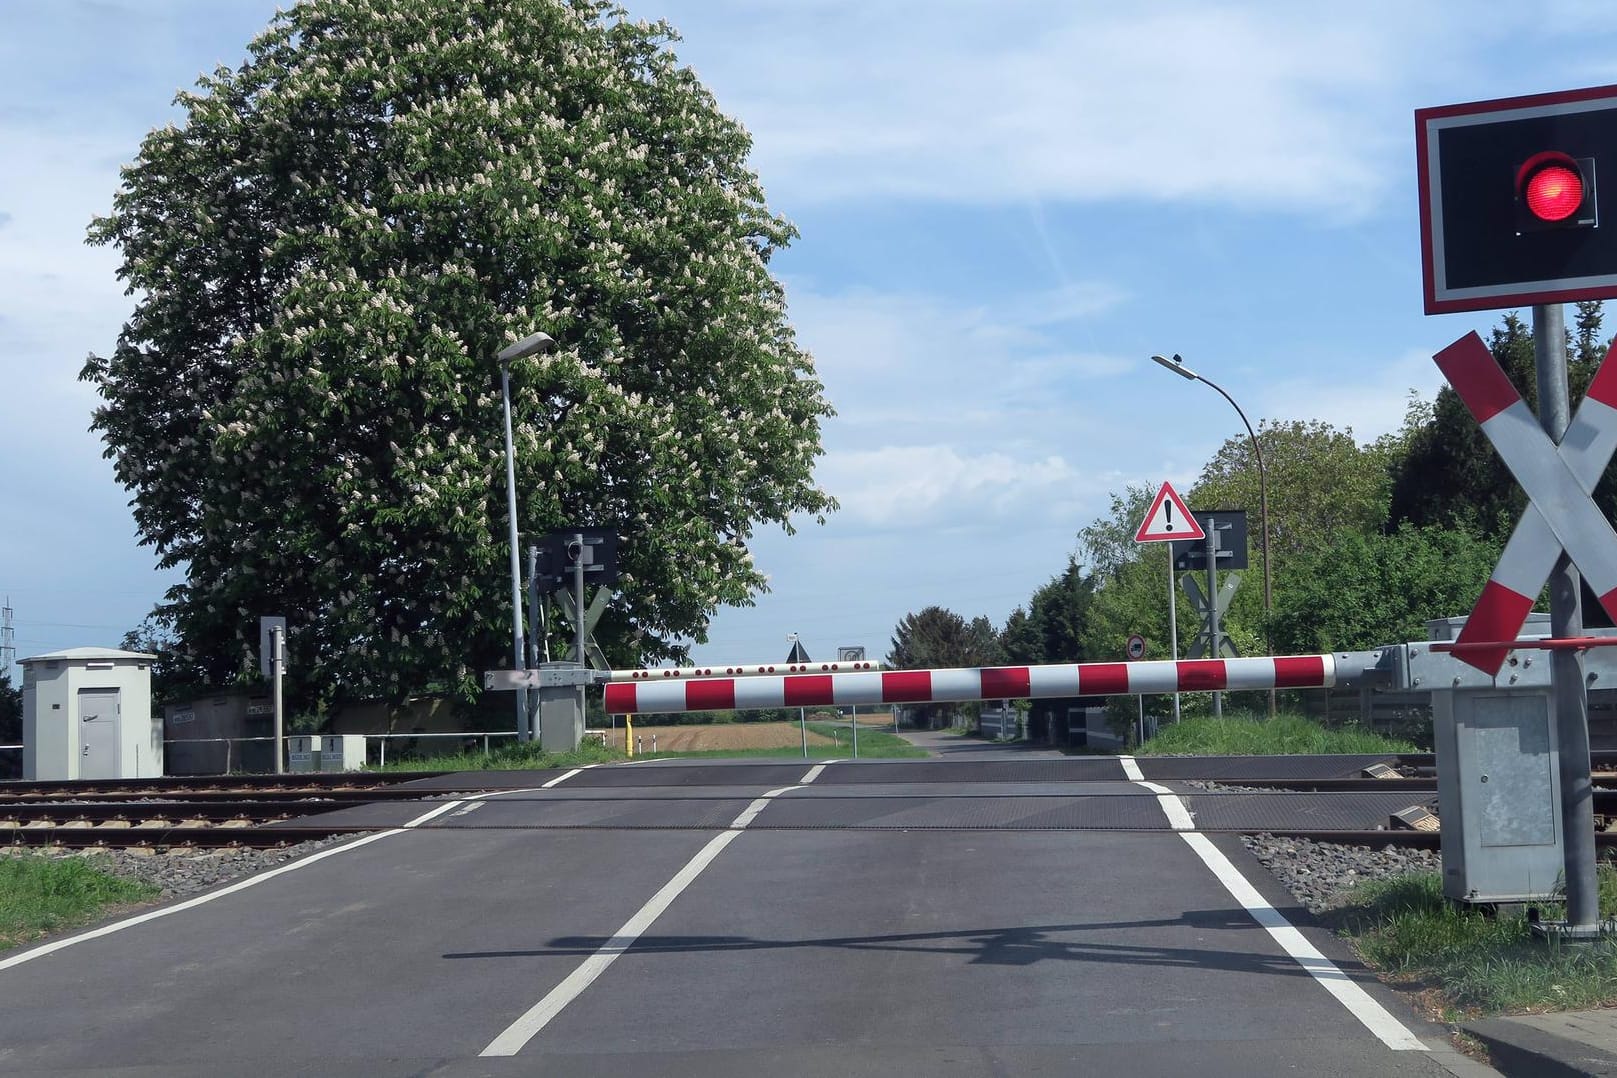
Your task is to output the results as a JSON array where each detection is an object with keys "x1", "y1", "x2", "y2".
[
  {"x1": 1, "y1": 836, "x2": 354, "y2": 900},
  {"x1": 1241, "y1": 833, "x2": 1441, "y2": 914}
]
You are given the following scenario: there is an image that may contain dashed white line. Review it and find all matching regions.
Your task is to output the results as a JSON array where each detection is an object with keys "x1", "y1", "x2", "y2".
[
  {"x1": 479, "y1": 784, "x2": 803, "y2": 1057},
  {"x1": 1119, "y1": 754, "x2": 1145, "y2": 782},
  {"x1": 1130, "y1": 778, "x2": 1427, "y2": 1052}
]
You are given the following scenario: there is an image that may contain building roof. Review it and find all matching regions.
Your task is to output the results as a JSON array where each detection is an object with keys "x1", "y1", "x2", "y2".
[{"x1": 20, "y1": 647, "x2": 157, "y2": 664}]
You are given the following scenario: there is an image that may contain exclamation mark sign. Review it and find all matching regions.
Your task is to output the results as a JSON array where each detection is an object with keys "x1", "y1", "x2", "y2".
[{"x1": 1165, "y1": 499, "x2": 1174, "y2": 532}]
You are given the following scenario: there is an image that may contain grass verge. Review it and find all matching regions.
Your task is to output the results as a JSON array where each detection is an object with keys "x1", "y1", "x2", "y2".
[
  {"x1": 370, "y1": 724, "x2": 927, "y2": 769},
  {"x1": 368, "y1": 740, "x2": 624, "y2": 773},
  {"x1": 1335, "y1": 867, "x2": 1617, "y2": 1015},
  {"x1": 0, "y1": 856, "x2": 158, "y2": 952},
  {"x1": 1134, "y1": 714, "x2": 1419, "y2": 756}
]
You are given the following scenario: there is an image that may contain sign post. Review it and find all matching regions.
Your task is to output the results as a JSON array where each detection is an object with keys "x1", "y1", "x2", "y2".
[
  {"x1": 1428, "y1": 328, "x2": 1617, "y2": 934},
  {"x1": 1135, "y1": 483, "x2": 1203, "y2": 724},
  {"x1": 259, "y1": 616, "x2": 286, "y2": 775}
]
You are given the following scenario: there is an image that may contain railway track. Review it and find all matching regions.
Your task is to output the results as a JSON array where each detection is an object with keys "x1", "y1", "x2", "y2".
[{"x1": 2, "y1": 754, "x2": 1616, "y2": 850}]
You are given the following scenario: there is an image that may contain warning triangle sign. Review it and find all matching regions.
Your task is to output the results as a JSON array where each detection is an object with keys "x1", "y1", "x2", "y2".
[
  {"x1": 1134, "y1": 482, "x2": 1204, "y2": 544},
  {"x1": 786, "y1": 639, "x2": 811, "y2": 663}
]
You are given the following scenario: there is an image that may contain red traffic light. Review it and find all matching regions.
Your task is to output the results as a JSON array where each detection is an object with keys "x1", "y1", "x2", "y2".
[{"x1": 1519, "y1": 152, "x2": 1587, "y2": 222}]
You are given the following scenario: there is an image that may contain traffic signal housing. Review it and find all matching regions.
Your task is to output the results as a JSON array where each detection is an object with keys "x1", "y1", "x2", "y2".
[{"x1": 1417, "y1": 85, "x2": 1617, "y2": 314}]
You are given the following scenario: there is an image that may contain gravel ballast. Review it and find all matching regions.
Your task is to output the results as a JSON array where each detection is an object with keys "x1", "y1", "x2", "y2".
[
  {"x1": 1241, "y1": 833, "x2": 1441, "y2": 915},
  {"x1": 0, "y1": 836, "x2": 356, "y2": 901}
]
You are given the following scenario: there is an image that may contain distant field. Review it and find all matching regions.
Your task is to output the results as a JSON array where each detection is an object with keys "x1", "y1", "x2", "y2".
[{"x1": 597, "y1": 722, "x2": 836, "y2": 753}]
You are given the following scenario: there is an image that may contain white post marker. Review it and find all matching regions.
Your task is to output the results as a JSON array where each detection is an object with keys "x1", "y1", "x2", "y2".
[{"x1": 1441, "y1": 331, "x2": 1617, "y2": 673}]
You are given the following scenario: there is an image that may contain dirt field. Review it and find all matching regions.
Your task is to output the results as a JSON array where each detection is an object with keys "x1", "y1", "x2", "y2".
[{"x1": 594, "y1": 721, "x2": 835, "y2": 753}]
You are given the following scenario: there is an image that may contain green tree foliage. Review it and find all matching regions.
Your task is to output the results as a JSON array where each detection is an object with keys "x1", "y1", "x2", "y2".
[
  {"x1": 1076, "y1": 486, "x2": 1190, "y2": 661},
  {"x1": 887, "y1": 605, "x2": 1002, "y2": 726},
  {"x1": 1190, "y1": 418, "x2": 1391, "y2": 572},
  {"x1": 1387, "y1": 304, "x2": 1608, "y2": 538},
  {"x1": 82, "y1": 0, "x2": 835, "y2": 707},
  {"x1": 1267, "y1": 524, "x2": 1503, "y2": 653},
  {"x1": 887, "y1": 606, "x2": 999, "y2": 670},
  {"x1": 1001, "y1": 557, "x2": 1095, "y2": 665},
  {"x1": 0, "y1": 672, "x2": 20, "y2": 744},
  {"x1": 1387, "y1": 313, "x2": 1536, "y2": 537},
  {"x1": 121, "y1": 613, "x2": 207, "y2": 707}
]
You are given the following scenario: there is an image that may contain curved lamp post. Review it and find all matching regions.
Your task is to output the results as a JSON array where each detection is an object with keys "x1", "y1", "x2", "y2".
[
  {"x1": 497, "y1": 331, "x2": 557, "y2": 740},
  {"x1": 1151, "y1": 353, "x2": 1274, "y2": 717}
]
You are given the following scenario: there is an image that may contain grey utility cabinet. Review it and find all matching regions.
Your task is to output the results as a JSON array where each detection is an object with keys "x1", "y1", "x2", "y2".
[{"x1": 1433, "y1": 687, "x2": 1565, "y2": 903}]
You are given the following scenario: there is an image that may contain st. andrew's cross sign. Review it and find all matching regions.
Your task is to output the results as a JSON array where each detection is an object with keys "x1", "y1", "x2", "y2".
[{"x1": 1440, "y1": 331, "x2": 1617, "y2": 674}]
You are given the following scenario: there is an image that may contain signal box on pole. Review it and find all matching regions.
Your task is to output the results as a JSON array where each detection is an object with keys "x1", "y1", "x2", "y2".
[{"x1": 1417, "y1": 84, "x2": 1617, "y2": 314}]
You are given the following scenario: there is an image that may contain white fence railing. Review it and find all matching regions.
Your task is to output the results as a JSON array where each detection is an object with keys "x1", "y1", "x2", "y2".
[{"x1": 160, "y1": 731, "x2": 525, "y2": 774}]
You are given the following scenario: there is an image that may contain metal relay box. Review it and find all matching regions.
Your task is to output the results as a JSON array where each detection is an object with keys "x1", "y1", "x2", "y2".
[
  {"x1": 1433, "y1": 688, "x2": 1565, "y2": 903},
  {"x1": 318, "y1": 734, "x2": 366, "y2": 772}
]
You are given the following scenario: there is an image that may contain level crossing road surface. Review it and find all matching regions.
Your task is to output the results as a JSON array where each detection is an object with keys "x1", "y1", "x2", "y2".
[{"x1": 0, "y1": 753, "x2": 1480, "y2": 1077}]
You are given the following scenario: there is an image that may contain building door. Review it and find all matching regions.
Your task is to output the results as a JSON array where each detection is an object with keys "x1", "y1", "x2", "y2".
[{"x1": 78, "y1": 689, "x2": 120, "y2": 780}]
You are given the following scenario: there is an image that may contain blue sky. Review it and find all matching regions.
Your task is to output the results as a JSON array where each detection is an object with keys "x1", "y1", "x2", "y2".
[{"x1": 3, "y1": 0, "x2": 1616, "y2": 679}]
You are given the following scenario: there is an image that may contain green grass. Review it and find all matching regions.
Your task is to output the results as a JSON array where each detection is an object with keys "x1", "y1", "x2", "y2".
[
  {"x1": 1134, "y1": 713, "x2": 1419, "y2": 756},
  {"x1": 369, "y1": 725, "x2": 926, "y2": 770},
  {"x1": 1336, "y1": 867, "x2": 1617, "y2": 1014},
  {"x1": 0, "y1": 856, "x2": 158, "y2": 951},
  {"x1": 369, "y1": 740, "x2": 624, "y2": 772},
  {"x1": 631, "y1": 723, "x2": 926, "y2": 761}
]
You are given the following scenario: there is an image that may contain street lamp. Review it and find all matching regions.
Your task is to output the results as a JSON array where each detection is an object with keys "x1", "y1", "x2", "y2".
[
  {"x1": 497, "y1": 331, "x2": 556, "y2": 741},
  {"x1": 1150, "y1": 353, "x2": 1274, "y2": 717}
]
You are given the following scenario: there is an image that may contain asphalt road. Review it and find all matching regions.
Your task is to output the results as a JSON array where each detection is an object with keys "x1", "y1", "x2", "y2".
[{"x1": 0, "y1": 752, "x2": 1483, "y2": 1077}]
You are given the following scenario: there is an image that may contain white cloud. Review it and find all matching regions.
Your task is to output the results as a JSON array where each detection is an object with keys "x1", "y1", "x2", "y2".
[
  {"x1": 1258, "y1": 348, "x2": 1446, "y2": 445},
  {"x1": 672, "y1": 1, "x2": 1440, "y2": 216},
  {"x1": 819, "y1": 444, "x2": 1105, "y2": 528},
  {"x1": 790, "y1": 278, "x2": 1132, "y2": 434}
]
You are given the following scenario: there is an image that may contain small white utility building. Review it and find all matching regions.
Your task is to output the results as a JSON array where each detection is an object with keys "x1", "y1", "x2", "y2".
[{"x1": 20, "y1": 647, "x2": 162, "y2": 781}]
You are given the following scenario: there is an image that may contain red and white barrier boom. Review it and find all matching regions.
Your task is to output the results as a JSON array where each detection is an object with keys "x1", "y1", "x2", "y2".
[
  {"x1": 603, "y1": 655, "x2": 1334, "y2": 715},
  {"x1": 609, "y1": 660, "x2": 881, "y2": 681}
]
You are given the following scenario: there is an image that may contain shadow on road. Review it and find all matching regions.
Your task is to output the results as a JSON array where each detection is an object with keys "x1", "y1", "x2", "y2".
[{"x1": 442, "y1": 908, "x2": 1349, "y2": 977}]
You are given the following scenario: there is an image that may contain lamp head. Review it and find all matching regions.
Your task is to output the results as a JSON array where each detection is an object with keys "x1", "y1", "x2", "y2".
[
  {"x1": 497, "y1": 331, "x2": 557, "y2": 365},
  {"x1": 1151, "y1": 353, "x2": 1199, "y2": 381}
]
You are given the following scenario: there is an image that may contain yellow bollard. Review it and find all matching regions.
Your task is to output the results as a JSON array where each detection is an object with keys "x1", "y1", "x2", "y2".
[{"x1": 625, "y1": 713, "x2": 635, "y2": 758}]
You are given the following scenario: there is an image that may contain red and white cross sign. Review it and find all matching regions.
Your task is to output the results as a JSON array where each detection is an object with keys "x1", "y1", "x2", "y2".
[{"x1": 1440, "y1": 332, "x2": 1617, "y2": 673}]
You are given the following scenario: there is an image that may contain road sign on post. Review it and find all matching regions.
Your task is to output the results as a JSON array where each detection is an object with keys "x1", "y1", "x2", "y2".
[
  {"x1": 1417, "y1": 84, "x2": 1617, "y2": 314},
  {"x1": 1171, "y1": 511, "x2": 1248, "y2": 573},
  {"x1": 1126, "y1": 634, "x2": 1145, "y2": 661},
  {"x1": 1134, "y1": 483, "x2": 1203, "y2": 544}
]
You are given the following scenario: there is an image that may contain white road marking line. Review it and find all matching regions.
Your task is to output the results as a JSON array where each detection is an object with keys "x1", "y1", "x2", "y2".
[
  {"x1": 0, "y1": 797, "x2": 464, "y2": 974},
  {"x1": 800, "y1": 760, "x2": 838, "y2": 784},
  {"x1": 1130, "y1": 780, "x2": 1427, "y2": 1052},
  {"x1": 1119, "y1": 755, "x2": 1144, "y2": 782},
  {"x1": 539, "y1": 764, "x2": 596, "y2": 789},
  {"x1": 1134, "y1": 779, "x2": 1197, "y2": 832},
  {"x1": 480, "y1": 784, "x2": 802, "y2": 1057}
]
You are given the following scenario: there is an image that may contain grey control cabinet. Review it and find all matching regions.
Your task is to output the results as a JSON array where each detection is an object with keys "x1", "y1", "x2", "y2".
[{"x1": 1433, "y1": 688, "x2": 1565, "y2": 903}]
